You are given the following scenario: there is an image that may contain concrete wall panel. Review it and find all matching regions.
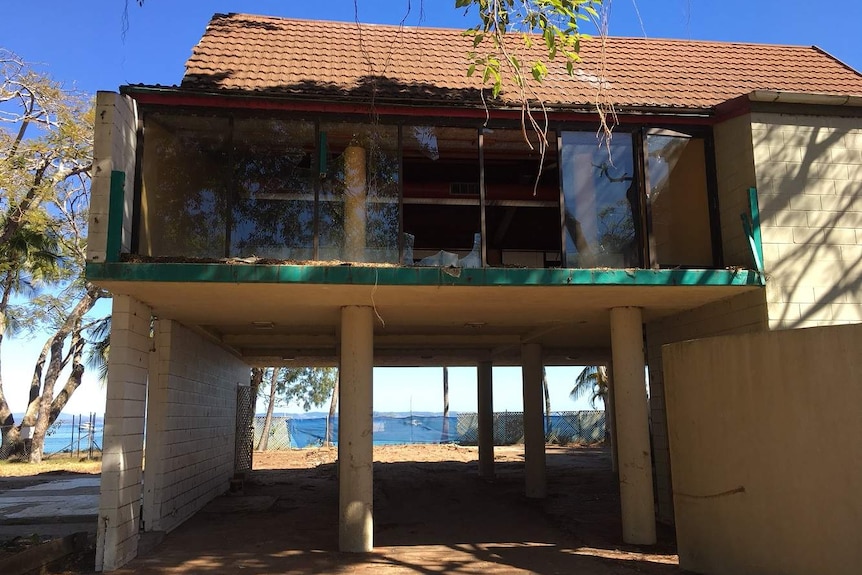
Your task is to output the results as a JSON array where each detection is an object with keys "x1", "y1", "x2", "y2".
[{"x1": 664, "y1": 323, "x2": 862, "y2": 575}]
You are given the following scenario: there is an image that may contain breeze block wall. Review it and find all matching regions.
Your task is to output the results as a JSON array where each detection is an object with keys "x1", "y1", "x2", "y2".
[
  {"x1": 142, "y1": 320, "x2": 249, "y2": 534},
  {"x1": 751, "y1": 111, "x2": 862, "y2": 329},
  {"x1": 89, "y1": 92, "x2": 137, "y2": 263}
]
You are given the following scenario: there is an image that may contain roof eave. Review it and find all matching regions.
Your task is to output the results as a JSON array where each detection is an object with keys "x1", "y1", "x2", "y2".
[{"x1": 120, "y1": 84, "x2": 714, "y2": 119}]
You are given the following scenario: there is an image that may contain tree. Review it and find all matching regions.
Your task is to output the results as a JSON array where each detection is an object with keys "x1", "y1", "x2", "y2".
[
  {"x1": 256, "y1": 366, "x2": 338, "y2": 450},
  {"x1": 441, "y1": 366, "x2": 450, "y2": 442},
  {"x1": 570, "y1": 365, "x2": 608, "y2": 409},
  {"x1": 0, "y1": 49, "x2": 105, "y2": 461},
  {"x1": 542, "y1": 367, "x2": 551, "y2": 434}
]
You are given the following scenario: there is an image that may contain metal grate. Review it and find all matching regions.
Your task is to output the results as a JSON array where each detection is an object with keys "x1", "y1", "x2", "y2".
[{"x1": 235, "y1": 385, "x2": 254, "y2": 472}]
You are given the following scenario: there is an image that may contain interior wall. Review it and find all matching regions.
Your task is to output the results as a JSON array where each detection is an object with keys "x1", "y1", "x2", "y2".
[
  {"x1": 645, "y1": 290, "x2": 767, "y2": 523},
  {"x1": 751, "y1": 111, "x2": 862, "y2": 330},
  {"x1": 142, "y1": 320, "x2": 249, "y2": 534},
  {"x1": 664, "y1": 323, "x2": 862, "y2": 575}
]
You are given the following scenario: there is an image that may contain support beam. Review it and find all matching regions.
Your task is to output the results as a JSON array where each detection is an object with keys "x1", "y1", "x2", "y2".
[
  {"x1": 477, "y1": 361, "x2": 495, "y2": 479},
  {"x1": 338, "y1": 306, "x2": 374, "y2": 552},
  {"x1": 610, "y1": 307, "x2": 656, "y2": 545},
  {"x1": 521, "y1": 343, "x2": 546, "y2": 498}
]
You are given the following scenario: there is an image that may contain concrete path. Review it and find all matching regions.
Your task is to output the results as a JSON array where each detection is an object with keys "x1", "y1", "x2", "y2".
[{"x1": 0, "y1": 475, "x2": 99, "y2": 540}]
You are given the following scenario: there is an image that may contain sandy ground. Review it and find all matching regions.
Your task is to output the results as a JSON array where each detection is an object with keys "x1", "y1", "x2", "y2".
[{"x1": 18, "y1": 444, "x2": 681, "y2": 574}]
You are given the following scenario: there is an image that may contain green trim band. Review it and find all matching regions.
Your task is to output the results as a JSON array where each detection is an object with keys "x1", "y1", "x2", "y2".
[
  {"x1": 105, "y1": 171, "x2": 126, "y2": 263},
  {"x1": 86, "y1": 261, "x2": 763, "y2": 287},
  {"x1": 748, "y1": 187, "x2": 765, "y2": 273}
]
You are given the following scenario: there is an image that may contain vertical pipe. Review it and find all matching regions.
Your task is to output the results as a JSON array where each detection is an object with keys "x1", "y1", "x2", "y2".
[
  {"x1": 610, "y1": 307, "x2": 656, "y2": 545},
  {"x1": 521, "y1": 343, "x2": 546, "y2": 498},
  {"x1": 477, "y1": 360, "x2": 495, "y2": 479},
  {"x1": 339, "y1": 306, "x2": 374, "y2": 552},
  {"x1": 344, "y1": 146, "x2": 367, "y2": 262}
]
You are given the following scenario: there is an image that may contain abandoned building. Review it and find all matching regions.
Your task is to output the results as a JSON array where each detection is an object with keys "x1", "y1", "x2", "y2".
[{"x1": 87, "y1": 13, "x2": 862, "y2": 573}]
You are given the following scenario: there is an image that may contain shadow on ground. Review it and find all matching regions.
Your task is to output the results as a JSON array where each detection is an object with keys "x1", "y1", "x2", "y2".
[{"x1": 105, "y1": 446, "x2": 679, "y2": 575}]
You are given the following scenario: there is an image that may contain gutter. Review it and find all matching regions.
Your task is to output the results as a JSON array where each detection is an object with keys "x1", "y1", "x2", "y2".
[{"x1": 748, "y1": 90, "x2": 862, "y2": 107}]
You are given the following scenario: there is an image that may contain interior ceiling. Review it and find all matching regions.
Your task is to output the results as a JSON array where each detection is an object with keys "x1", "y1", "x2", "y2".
[{"x1": 99, "y1": 279, "x2": 759, "y2": 368}]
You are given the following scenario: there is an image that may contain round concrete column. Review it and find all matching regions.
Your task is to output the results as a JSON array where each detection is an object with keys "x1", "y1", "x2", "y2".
[
  {"x1": 477, "y1": 361, "x2": 495, "y2": 480},
  {"x1": 344, "y1": 145, "x2": 367, "y2": 262},
  {"x1": 610, "y1": 307, "x2": 656, "y2": 545},
  {"x1": 339, "y1": 306, "x2": 374, "y2": 552},
  {"x1": 521, "y1": 343, "x2": 546, "y2": 498},
  {"x1": 606, "y1": 365, "x2": 619, "y2": 474}
]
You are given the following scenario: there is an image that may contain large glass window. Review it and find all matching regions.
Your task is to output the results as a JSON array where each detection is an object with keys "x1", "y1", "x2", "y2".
[
  {"x1": 319, "y1": 123, "x2": 399, "y2": 263},
  {"x1": 139, "y1": 114, "x2": 229, "y2": 258},
  {"x1": 561, "y1": 132, "x2": 639, "y2": 268},
  {"x1": 231, "y1": 118, "x2": 315, "y2": 260},
  {"x1": 402, "y1": 126, "x2": 480, "y2": 264},
  {"x1": 646, "y1": 133, "x2": 714, "y2": 267},
  {"x1": 483, "y1": 128, "x2": 560, "y2": 267}
]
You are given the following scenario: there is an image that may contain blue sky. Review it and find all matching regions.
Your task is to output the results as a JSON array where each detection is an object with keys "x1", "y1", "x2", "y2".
[{"x1": 2, "y1": 0, "x2": 861, "y2": 416}]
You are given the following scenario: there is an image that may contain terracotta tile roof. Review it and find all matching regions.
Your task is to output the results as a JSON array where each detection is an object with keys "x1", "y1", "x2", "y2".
[{"x1": 181, "y1": 13, "x2": 862, "y2": 110}]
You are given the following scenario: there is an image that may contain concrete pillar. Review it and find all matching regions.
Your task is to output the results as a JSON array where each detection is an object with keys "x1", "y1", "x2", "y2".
[
  {"x1": 338, "y1": 306, "x2": 374, "y2": 552},
  {"x1": 477, "y1": 361, "x2": 495, "y2": 479},
  {"x1": 521, "y1": 343, "x2": 546, "y2": 498},
  {"x1": 344, "y1": 145, "x2": 367, "y2": 262},
  {"x1": 96, "y1": 295, "x2": 151, "y2": 571},
  {"x1": 610, "y1": 307, "x2": 656, "y2": 545},
  {"x1": 607, "y1": 365, "x2": 619, "y2": 474}
]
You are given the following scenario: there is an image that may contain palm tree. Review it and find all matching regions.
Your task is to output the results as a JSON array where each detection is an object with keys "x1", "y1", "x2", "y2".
[{"x1": 570, "y1": 365, "x2": 609, "y2": 410}]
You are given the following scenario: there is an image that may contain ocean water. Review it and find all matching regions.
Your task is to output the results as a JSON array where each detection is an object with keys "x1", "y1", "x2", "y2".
[{"x1": 10, "y1": 414, "x2": 104, "y2": 456}]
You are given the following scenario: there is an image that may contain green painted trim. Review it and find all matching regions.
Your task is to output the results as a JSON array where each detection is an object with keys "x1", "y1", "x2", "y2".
[
  {"x1": 86, "y1": 261, "x2": 763, "y2": 287},
  {"x1": 105, "y1": 171, "x2": 126, "y2": 263},
  {"x1": 748, "y1": 187, "x2": 765, "y2": 272}
]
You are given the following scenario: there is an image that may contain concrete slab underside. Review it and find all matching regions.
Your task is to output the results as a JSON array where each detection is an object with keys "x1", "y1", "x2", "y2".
[
  {"x1": 94, "y1": 280, "x2": 761, "y2": 367},
  {"x1": 111, "y1": 446, "x2": 680, "y2": 575}
]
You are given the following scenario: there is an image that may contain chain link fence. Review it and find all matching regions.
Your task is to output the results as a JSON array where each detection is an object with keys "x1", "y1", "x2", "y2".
[{"x1": 248, "y1": 411, "x2": 606, "y2": 450}]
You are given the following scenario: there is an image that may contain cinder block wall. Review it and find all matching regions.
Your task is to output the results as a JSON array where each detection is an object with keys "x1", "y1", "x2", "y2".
[
  {"x1": 664, "y1": 323, "x2": 862, "y2": 575},
  {"x1": 97, "y1": 296, "x2": 152, "y2": 572},
  {"x1": 142, "y1": 320, "x2": 249, "y2": 534},
  {"x1": 752, "y1": 112, "x2": 862, "y2": 329},
  {"x1": 89, "y1": 92, "x2": 137, "y2": 262}
]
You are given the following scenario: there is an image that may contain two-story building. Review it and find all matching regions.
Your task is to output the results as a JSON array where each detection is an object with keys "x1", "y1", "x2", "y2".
[{"x1": 88, "y1": 13, "x2": 862, "y2": 571}]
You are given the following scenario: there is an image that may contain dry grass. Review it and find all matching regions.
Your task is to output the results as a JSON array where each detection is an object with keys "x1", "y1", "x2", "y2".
[{"x1": 0, "y1": 454, "x2": 101, "y2": 477}]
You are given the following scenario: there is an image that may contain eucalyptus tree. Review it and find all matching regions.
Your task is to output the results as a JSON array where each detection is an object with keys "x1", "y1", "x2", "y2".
[{"x1": 0, "y1": 49, "x2": 108, "y2": 461}]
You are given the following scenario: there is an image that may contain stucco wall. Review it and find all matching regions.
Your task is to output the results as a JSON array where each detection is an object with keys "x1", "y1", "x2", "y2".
[
  {"x1": 663, "y1": 323, "x2": 862, "y2": 575},
  {"x1": 142, "y1": 320, "x2": 248, "y2": 534},
  {"x1": 89, "y1": 92, "x2": 137, "y2": 263},
  {"x1": 752, "y1": 111, "x2": 862, "y2": 329},
  {"x1": 645, "y1": 290, "x2": 767, "y2": 523}
]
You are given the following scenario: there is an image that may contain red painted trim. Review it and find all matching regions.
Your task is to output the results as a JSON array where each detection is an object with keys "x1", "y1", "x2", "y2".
[{"x1": 125, "y1": 89, "x2": 715, "y2": 125}]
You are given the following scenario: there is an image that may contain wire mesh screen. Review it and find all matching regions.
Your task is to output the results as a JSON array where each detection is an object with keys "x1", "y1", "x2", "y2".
[
  {"x1": 254, "y1": 416, "x2": 294, "y2": 450},
  {"x1": 235, "y1": 385, "x2": 254, "y2": 472}
]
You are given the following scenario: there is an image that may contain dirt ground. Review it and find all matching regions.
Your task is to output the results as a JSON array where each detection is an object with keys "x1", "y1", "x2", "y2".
[{"x1": 24, "y1": 444, "x2": 682, "y2": 574}]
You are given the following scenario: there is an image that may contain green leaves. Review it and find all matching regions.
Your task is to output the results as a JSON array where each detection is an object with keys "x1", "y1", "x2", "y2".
[{"x1": 458, "y1": 0, "x2": 600, "y2": 99}]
